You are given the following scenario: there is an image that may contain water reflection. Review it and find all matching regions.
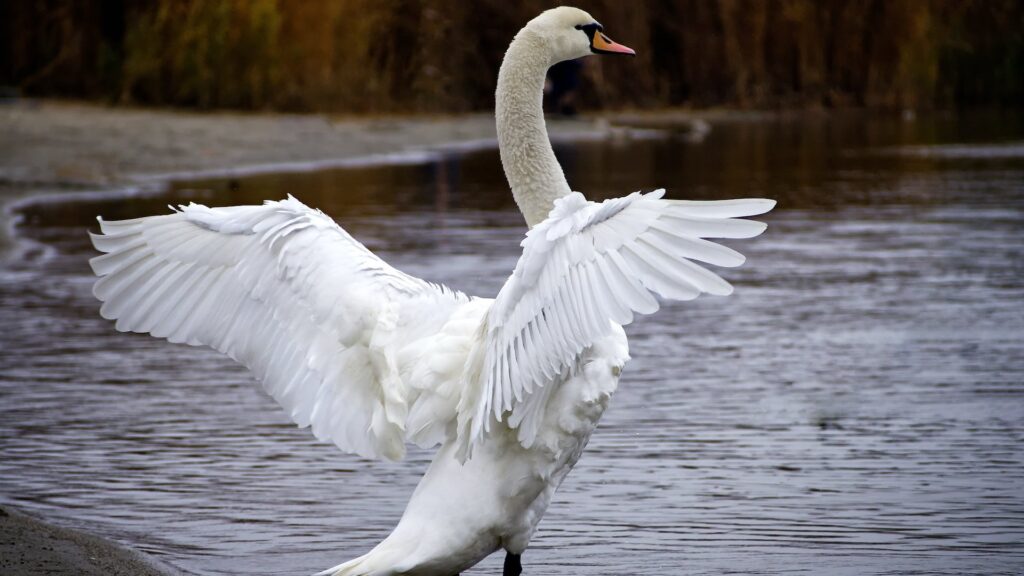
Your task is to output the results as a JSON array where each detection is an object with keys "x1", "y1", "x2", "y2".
[{"x1": 1, "y1": 113, "x2": 1023, "y2": 575}]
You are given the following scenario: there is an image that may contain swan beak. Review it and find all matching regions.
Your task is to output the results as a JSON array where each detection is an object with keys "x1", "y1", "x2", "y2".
[{"x1": 591, "y1": 32, "x2": 635, "y2": 56}]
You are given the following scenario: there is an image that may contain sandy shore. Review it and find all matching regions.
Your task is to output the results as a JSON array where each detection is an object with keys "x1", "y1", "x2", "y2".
[
  {"x1": 1, "y1": 101, "x2": 523, "y2": 188},
  {"x1": 0, "y1": 505, "x2": 184, "y2": 576}
]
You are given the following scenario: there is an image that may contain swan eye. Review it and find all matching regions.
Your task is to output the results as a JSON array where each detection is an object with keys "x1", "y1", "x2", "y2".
[{"x1": 574, "y1": 22, "x2": 603, "y2": 39}]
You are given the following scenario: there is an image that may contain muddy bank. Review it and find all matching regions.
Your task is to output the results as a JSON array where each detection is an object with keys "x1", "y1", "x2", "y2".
[
  {"x1": 0, "y1": 505, "x2": 183, "y2": 576},
  {"x1": 1, "y1": 101, "x2": 517, "y2": 188}
]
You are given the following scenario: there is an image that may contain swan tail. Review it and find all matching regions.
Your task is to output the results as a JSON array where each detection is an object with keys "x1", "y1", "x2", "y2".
[
  {"x1": 313, "y1": 553, "x2": 372, "y2": 576},
  {"x1": 314, "y1": 541, "x2": 409, "y2": 576}
]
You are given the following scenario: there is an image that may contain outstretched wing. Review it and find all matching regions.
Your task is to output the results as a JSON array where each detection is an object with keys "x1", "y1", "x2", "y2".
[
  {"x1": 459, "y1": 190, "x2": 774, "y2": 451},
  {"x1": 90, "y1": 195, "x2": 469, "y2": 461}
]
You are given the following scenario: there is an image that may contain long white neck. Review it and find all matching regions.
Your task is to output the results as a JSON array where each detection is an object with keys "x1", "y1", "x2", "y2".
[{"x1": 496, "y1": 30, "x2": 573, "y2": 228}]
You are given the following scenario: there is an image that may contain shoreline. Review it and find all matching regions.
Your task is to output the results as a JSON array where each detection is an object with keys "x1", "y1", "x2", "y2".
[
  {"x1": 0, "y1": 100, "x2": 586, "y2": 256},
  {"x1": 0, "y1": 99, "x2": 742, "y2": 258},
  {"x1": 0, "y1": 101, "x2": 561, "y2": 255},
  {"x1": 0, "y1": 505, "x2": 185, "y2": 576}
]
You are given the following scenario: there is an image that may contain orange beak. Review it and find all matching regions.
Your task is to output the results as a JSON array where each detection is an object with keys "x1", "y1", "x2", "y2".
[{"x1": 592, "y1": 31, "x2": 636, "y2": 56}]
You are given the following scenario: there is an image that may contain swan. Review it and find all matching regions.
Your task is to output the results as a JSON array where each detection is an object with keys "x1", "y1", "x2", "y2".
[{"x1": 88, "y1": 7, "x2": 774, "y2": 576}]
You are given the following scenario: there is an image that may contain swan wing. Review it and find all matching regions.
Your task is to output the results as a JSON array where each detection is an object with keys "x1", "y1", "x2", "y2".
[
  {"x1": 89, "y1": 195, "x2": 469, "y2": 461},
  {"x1": 459, "y1": 190, "x2": 774, "y2": 452}
]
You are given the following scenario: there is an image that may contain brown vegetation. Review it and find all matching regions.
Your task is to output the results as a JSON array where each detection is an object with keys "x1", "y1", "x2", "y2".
[{"x1": 2, "y1": 0, "x2": 1022, "y2": 113}]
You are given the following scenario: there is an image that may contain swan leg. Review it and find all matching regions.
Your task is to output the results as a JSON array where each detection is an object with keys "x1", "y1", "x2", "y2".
[{"x1": 502, "y1": 552, "x2": 522, "y2": 576}]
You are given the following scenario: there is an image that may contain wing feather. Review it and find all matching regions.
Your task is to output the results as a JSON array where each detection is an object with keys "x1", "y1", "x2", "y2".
[
  {"x1": 458, "y1": 190, "x2": 774, "y2": 454},
  {"x1": 90, "y1": 196, "x2": 471, "y2": 460}
]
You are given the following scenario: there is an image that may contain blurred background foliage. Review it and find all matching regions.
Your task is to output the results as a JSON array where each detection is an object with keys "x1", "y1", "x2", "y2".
[{"x1": 2, "y1": 0, "x2": 1022, "y2": 113}]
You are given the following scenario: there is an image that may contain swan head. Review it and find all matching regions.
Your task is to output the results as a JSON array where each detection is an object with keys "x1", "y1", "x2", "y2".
[{"x1": 525, "y1": 6, "x2": 635, "y2": 65}]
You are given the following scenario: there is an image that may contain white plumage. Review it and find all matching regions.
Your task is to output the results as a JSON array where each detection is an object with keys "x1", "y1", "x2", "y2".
[
  {"x1": 89, "y1": 7, "x2": 775, "y2": 576},
  {"x1": 93, "y1": 196, "x2": 469, "y2": 461},
  {"x1": 458, "y1": 190, "x2": 774, "y2": 455}
]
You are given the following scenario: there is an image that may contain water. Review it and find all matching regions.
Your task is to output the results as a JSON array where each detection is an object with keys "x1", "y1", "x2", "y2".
[{"x1": 2, "y1": 113, "x2": 1023, "y2": 575}]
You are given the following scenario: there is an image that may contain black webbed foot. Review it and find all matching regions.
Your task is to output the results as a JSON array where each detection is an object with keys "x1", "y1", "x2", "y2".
[{"x1": 502, "y1": 552, "x2": 522, "y2": 576}]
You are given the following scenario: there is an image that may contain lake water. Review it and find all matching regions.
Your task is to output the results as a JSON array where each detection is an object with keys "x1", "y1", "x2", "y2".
[{"x1": 1, "y1": 113, "x2": 1023, "y2": 575}]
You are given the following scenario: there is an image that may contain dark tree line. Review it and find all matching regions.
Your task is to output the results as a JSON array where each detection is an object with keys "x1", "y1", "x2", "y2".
[{"x1": 3, "y1": 0, "x2": 1022, "y2": 112}]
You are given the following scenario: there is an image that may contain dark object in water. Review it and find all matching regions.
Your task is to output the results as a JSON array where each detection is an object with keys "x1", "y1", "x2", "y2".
[{"x1": 546, "y1": 59, "x2": 583, "y2": 116}]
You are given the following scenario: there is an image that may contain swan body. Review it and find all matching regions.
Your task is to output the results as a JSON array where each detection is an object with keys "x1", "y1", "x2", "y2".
[
  {"x1": 325, "y1": 328, "x2": 625, "y2": 575},
  {"x1": 89, "y1": 7, "x2": 774, "y2": 575}
]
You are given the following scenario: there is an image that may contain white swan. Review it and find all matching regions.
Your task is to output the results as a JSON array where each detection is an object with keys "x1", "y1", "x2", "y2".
[{"x1": 88, "y1": 7, "x2": 774, "y2": 576}]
